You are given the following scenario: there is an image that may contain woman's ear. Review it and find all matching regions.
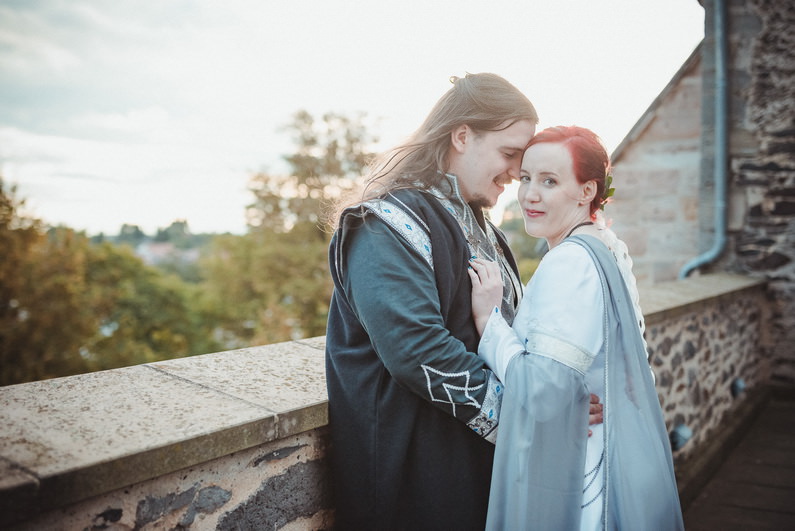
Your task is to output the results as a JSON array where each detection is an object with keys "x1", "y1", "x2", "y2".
[
  {"x1": 450, "y1": 124, "x2": 470, "y2": 153},
  {"x1": 581, "y1": 180, "x2": 598, "y2": 204}
]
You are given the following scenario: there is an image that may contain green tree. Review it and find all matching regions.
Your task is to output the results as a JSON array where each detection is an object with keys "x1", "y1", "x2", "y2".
[
  {"x1": 81, "y1": 240, "x2": 219, "y2": 370},
  {"x1": 0, "y1": 181, "x2": 96, "y2": 384},
  {"x1": 246, "y1": 110, "x2": 375, "y2": 232},
  {"x1": 116, "y1": 223, "x2": 146, "y2": 248},
  {"x1": 0, "y1": 178, "x2": 220, "y2": 385},
  {"x1": 202, "y1": 110, "x2": 376, "y2": 346}
]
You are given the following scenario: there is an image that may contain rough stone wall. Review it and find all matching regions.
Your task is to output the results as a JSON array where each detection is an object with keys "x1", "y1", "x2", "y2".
[
  {"x1": 703, "y1": 0, "x2": 795, "y2": 383},
  {"x1": 613, "y1": 0, "x2": 793, "y2": 381},
  {"x1": 645, "y1": 286, "x2": 769, "y2": 461},
  {"x1": 9, "y1": 428, "x2": 334, "y2": 531},
  {"x1": 736, "y1": 0, "x2": 795, "y2": 382}
]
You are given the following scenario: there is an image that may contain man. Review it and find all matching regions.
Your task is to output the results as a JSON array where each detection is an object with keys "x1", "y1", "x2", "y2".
[{"x1": 325, "y1": 73, "x2": 597, "y2": 530}]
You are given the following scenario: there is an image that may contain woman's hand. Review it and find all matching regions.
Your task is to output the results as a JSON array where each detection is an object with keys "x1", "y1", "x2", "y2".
[{"x1": 467, "y1": 258, "x2": 504, "y2": 335}]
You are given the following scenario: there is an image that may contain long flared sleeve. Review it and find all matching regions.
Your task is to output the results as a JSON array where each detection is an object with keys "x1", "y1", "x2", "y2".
[{"x1": 484, "y1": 243, "x2": 604, "y2": 530}]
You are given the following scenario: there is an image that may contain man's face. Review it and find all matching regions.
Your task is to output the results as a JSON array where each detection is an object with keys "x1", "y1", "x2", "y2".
[{"x1": 449, "y1": 119, "x2": 536, "y2": 208}]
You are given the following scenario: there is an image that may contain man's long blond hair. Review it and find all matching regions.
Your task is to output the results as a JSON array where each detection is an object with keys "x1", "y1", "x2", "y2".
[{"x1": 329, "y1": 73, "x2": 538, "y2": 228}]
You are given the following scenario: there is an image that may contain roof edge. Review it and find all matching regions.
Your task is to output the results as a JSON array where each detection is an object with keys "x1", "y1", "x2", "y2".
[{"x1": 611, "y1": 40, "x2": 704, "y2": 163}]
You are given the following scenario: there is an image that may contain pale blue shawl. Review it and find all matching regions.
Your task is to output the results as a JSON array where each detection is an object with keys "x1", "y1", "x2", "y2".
[{"x1": 486, "y1": 235, "x2": 683, "y2": 530}]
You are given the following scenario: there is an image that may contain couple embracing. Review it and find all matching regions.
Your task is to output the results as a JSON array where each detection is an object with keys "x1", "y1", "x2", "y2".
[{"x1": 325, "y1": 72, "x2": 683, "y2": 531}]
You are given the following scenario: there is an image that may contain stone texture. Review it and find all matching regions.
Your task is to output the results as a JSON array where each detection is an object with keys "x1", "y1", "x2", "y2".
[
  {"x1": 148, "y1": 341, "x2": 327, "y2": 415},
  {"x1": 10, "y1": 429, "x2": 332, "y2": 531},
  {"x1": 0, "y1": 341, "x2": 328, "y2": 527},
  {"x1": 0, "y1": 275, "x2": 771, "y2": 529},
  {"x1": 642, "y1": 276, "x2": 770, "y2": 462}
]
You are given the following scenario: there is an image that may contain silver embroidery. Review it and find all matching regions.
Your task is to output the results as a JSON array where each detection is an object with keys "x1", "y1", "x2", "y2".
[
  {"x1": 466, "y1": 371, "x2": 503, "y2": 443},
  {"x1": 361, "y1": 199, "x2": 433, "y2": 269},
  {"x1": 429, "y1": 174, "x2": 522, "y2": 324},
  {"x1": 421, "y1": 364, "x2": 484, "y2": 416}
]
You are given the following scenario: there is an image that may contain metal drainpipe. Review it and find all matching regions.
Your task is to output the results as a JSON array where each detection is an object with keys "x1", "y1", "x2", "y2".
[{"x1": 679, "y1": 0, "x2": 729, "y2": 279}]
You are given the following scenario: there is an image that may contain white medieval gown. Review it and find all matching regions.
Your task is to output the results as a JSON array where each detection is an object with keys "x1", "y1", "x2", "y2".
[{"x1": 478, "y1": 232, "x2": 684, "y2": 530}]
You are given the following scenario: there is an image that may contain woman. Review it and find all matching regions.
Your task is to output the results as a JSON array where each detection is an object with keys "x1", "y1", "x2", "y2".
[{"x1": 468, "y1": 126, "x2": 683, "y2": 530}]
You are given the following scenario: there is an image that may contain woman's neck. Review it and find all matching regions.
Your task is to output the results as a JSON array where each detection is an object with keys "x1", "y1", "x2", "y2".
[{"x1": 546, "y1": 219, "x2": 594, "y2": 249}]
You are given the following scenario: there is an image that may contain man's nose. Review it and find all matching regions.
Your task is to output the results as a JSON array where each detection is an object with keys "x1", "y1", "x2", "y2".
[{"x1": 507, "y1": 161, "x2": 521, "y2": 181}]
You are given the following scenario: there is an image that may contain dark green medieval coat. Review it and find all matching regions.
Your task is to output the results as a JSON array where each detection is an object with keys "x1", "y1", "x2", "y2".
[{"x1": 325, "y1": 185, "x2": 519, "y2": 531}]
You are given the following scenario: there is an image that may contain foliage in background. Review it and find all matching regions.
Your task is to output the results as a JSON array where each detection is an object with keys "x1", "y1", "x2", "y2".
[
  {"x1": 201, "y1": 110, "x2": 376, "y2": 347},
  {"x1": 1, "y1": 110, "x2": 377, "y2": 384},
  {"x1": 0, "y1": 179, "x2": 219, "y2": 385},
  {"x1": 1, "y1": 110, "x2": 549, "y2": 384}
]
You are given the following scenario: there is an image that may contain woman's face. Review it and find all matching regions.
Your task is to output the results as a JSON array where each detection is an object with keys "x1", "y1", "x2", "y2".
[{"x1": 518, "y1": 142, "x2": 592, "y2": 248}]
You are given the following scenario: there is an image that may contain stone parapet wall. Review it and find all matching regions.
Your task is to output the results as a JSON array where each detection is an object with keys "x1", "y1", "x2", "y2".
[
  {"x1": 1, "y1": 337, "x2": 332, "y2": 530},
  {"x1": 641, "y1": 273, "x2": 770, "y2": 462},
  {"x1": 12, "y1": 428, "x2": 333, "y2": 530},
  {"x1": 0, "y1": 274, "x2": 770, "y2": 529}
]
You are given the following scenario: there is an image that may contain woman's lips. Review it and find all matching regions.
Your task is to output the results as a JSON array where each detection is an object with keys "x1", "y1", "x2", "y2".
[{"x1": 524, "y1": 209, "x2": 544, "y2": 218}]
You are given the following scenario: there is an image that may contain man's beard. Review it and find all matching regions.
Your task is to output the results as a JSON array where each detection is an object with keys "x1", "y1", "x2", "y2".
[{"x1": 468, "y1": 195, "x2": 493, "y2": 210}]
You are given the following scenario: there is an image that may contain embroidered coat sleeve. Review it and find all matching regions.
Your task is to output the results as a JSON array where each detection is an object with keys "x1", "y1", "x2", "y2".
[{"x1": 341, "y1": 214, "x2": 502, "y2": 441}]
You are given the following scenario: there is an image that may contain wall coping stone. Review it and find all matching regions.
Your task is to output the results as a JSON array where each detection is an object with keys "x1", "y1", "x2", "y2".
[
  {"x1": 0, "y1": 337, "x2": 327, "y2": 524},
  {"x1": 640, "y1": 272, "x2": 765, "y2": 324},
  {"x1": 0, "y1": 273, "x2": 767, "y2": 523}
]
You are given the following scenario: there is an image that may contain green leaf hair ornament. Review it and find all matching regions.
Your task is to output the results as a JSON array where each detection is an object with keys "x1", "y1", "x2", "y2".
[{"x1": 600, "y1": 173, "x2": 615, "y2": 211}]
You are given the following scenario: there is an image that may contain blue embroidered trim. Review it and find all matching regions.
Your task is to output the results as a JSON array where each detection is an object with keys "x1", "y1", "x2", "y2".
[{"x1": 361, "y1": 199, "x2": 433, "y2": 269}]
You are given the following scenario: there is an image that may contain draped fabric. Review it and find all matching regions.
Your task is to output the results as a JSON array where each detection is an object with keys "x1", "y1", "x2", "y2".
[
  {"x1": 486, "y1": 352, "x2": 590, "y2": 530},
  {"x1": 486, "y1": 235, "x2": 683, "y2": 530}
]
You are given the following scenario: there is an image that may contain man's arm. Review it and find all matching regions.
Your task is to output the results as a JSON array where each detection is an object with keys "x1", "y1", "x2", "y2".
[{"x1": 341, "y1": 214, "x2": 502, "y2": 439}]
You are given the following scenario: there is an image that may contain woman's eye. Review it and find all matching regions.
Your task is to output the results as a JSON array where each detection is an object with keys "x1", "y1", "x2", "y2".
[
  {"x1": 519, "y1": 175, "x2": 531, "y2": 183},
  {"x1": 544, "y1": 178, "x2": 556, "y2": 186}
]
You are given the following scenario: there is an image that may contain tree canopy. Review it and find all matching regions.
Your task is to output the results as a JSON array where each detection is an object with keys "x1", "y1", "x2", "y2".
[
  {"x1": 1, "y1": 109, "x2": 378, "y2": 384},
  {"x1": 203, "y1": 110, "x2": 376, "y2": 345},
  {"x1": 0, "y1": 178, "x2": 219, "y2": 385}
]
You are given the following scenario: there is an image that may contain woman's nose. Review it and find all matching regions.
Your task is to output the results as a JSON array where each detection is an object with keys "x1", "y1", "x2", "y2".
[{"x1": 520, "y1": 182, "x2": 539, "y2": 201}]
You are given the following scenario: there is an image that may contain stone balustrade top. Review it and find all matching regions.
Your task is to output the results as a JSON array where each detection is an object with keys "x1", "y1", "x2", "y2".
[
  {"x1": 0, "y1": 273, "x2": 766, "y2": 521},
  {"x1": 0, "y1": 336, "x2": 328, "y2": 522},
  {"x1": 640, "y1": 272, "x2": 764, "y2": 323}
]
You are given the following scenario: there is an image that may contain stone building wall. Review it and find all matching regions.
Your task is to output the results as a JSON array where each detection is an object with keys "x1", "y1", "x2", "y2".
[
  {"x1": 643, "y1": 275, "x2": 770, "y2": 462},
  {"x1": 733, "y1": 0, "x2": 795, "y2": 383},
  {"x1": 699, "y1": 0, "x2": 795, "y2": 383},
  {"x1": 612, "y1": 0, "x2": 794, "y2": 381},
  {"x1": 609, "y1": 47, "x2": 703, "y2": 286}
]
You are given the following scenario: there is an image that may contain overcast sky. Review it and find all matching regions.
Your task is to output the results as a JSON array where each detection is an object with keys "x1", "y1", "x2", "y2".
[{"x1": 0, "y1": 0, "x2": 705, "y2": 235}]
